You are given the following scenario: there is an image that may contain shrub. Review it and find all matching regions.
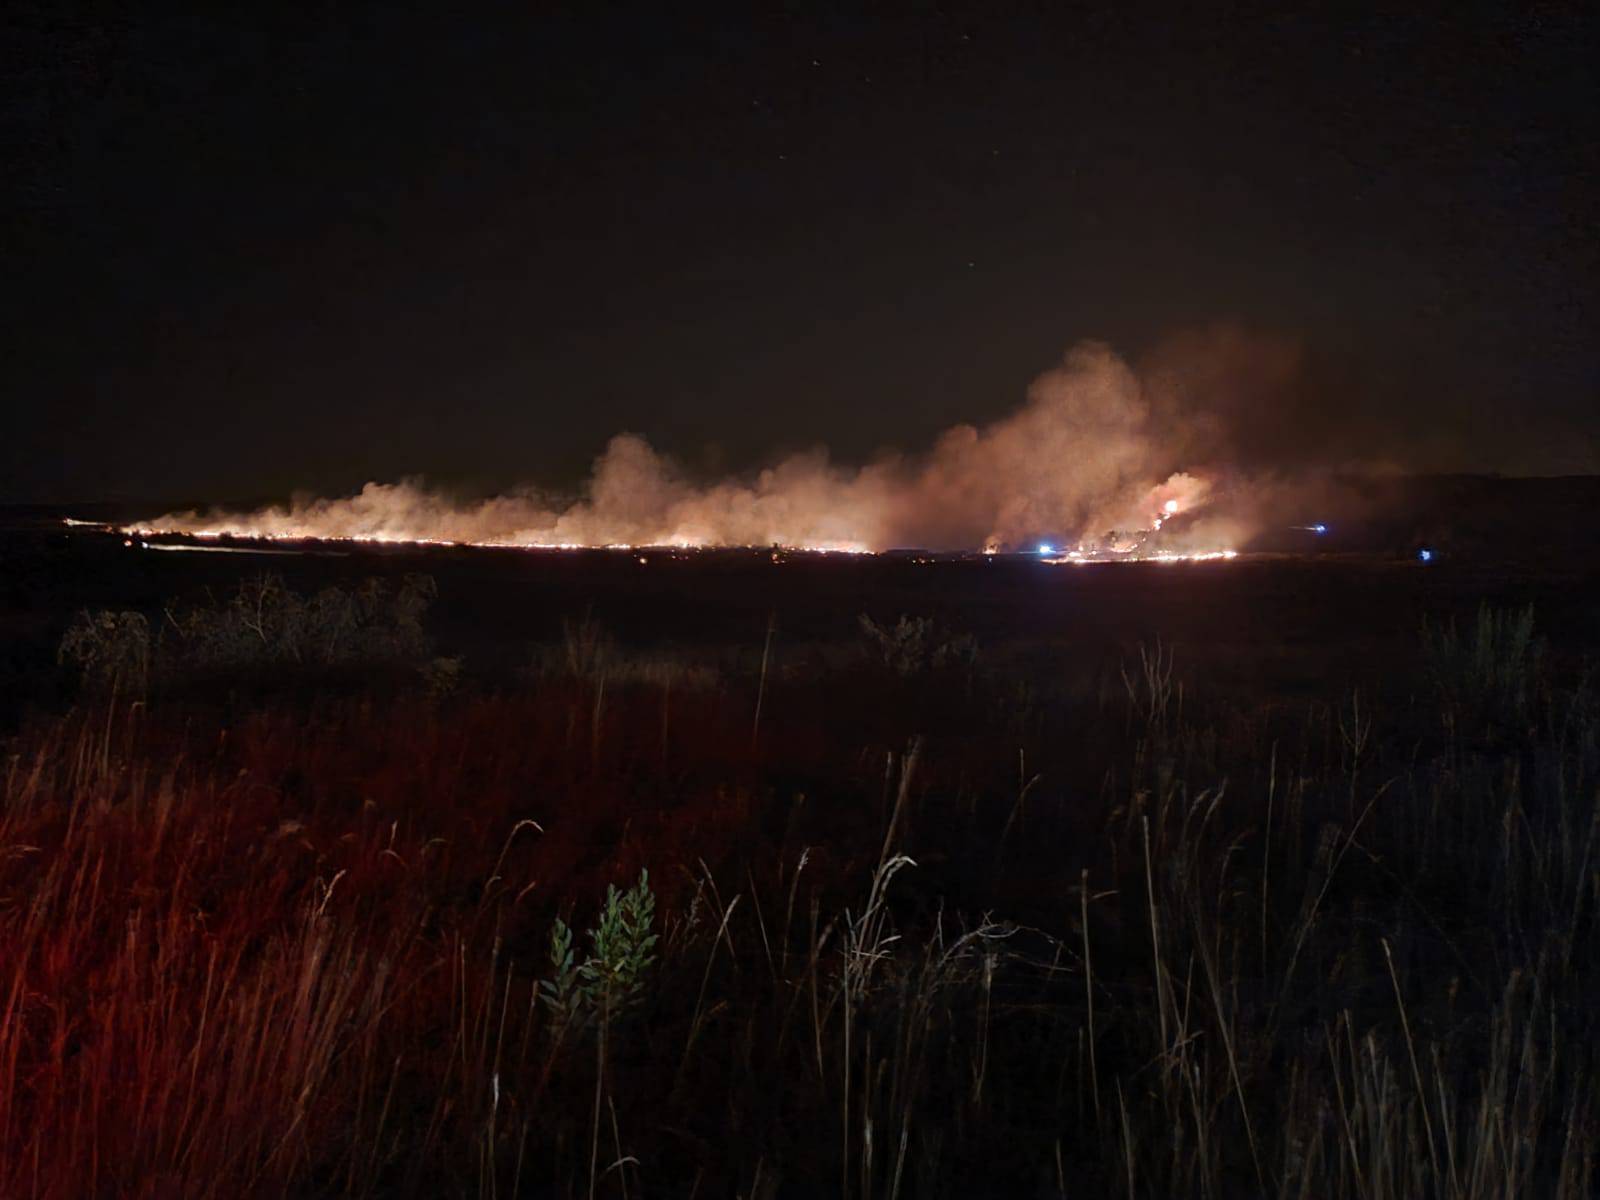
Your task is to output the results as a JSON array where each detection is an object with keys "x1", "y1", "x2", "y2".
[
  {"x1": 541, "y1": 871, "x2": 658, "y2": 1037},
  {"x1": 858, "y1": 613, "x2": 979, "y2": 676},
  {"x1": 56, "y1": 610, "x2": 151, "y2": 696},
  {"x1": 418, "y1": 655, "x2": 464, "y2": 696},
  {"x1": 529, "y1": 614, "x2": 721, "y2": 692},
  {"x1": 1120, "y1": 636, "x2": 1178, "y2": 734},
  {"x1": 58, "y1": 573, "x2": 438, "y2": 697},
  {"x1": 163, "y1": 572, "x2": 435, "y2": 676},
  {"x1": 560, "y1": 610, "x2": 615, "y2": 687},
  {"x1": 1421, "y1": 603, "x2": 1544, "y2": 732}
]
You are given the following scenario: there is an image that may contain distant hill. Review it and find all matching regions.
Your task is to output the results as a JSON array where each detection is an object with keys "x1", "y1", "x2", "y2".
[{"x1": 1245, "y1": 474, "x2": 1600, "y2": 564}]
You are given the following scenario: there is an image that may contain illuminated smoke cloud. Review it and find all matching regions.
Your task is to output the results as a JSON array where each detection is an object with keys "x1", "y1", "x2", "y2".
[{"x1": 139, "y1": 333, "x2": 1308, "y2": 553}]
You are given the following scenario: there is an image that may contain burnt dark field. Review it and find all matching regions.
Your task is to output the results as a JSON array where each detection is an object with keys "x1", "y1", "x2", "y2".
[{"x1": 2, "y1": 487, "x2": 1598, "y2": 1198}]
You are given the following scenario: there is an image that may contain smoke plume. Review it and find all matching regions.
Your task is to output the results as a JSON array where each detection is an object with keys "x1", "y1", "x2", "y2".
[{"x1": 142, "y1": 331, "x2": 1326, "y2": 553}]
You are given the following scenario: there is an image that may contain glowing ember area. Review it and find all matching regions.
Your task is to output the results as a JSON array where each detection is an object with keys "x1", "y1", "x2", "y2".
[
  {"x1": 122, "y1": 341, "x2": 1258, "y2": 559},
  {"x1": 1042, "y1": 547, "x2": 1239, "y2": 564}
]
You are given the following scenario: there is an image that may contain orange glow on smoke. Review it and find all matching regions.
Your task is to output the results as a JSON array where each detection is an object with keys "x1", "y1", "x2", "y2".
[{"x1": 105, "y1": 342, "x2": 1267, "y2": 563}]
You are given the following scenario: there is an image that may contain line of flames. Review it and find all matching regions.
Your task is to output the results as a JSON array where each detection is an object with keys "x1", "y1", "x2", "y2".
[
  {"x1": 114, "y1": 524, "x2": 875, "y2": 555},
  {"x1": 1039, "y1": 548, "x2": 1239, "y2": 565},
  {"x1": 92, "y1": 520, "x2": 1240, "y2": 563}
]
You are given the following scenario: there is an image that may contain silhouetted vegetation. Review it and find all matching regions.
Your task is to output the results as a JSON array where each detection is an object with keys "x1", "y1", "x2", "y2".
[
  {"x1": 857, "y1": 612, "x2": 980, "y2": 676},
  {"x1": 6, "y1": 580, "x2": 1598, "y2": 1196},
  {"x1": 58, "y1": 572, "x2": 438, "y2": 698}
]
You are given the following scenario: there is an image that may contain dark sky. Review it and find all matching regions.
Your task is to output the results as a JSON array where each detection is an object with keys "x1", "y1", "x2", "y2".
[{"x1": 6, "y1": 3, "x2": 1596, "y2": 504}]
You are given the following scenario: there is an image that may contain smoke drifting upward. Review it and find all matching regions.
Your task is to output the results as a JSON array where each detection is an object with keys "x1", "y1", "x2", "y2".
[{"x1": 140, "y1": 331, "x2": 1326, "y2": 554}]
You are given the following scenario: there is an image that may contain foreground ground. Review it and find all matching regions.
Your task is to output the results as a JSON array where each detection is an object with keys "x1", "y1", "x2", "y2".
[{"x1": 0, "y1": 530, "x2": 1596, "y2": 1196}]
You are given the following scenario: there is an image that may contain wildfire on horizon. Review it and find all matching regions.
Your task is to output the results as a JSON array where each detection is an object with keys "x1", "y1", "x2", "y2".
[
  {"x1": 106, "y1": 339, "x2": 1301, "y2": 563},
  {"x1": 106, "y1": 524, "x2": 1241, "y2": 566},
  {"x1": 113, "y1": 479, "x2": 1240, "y2": 563},
  {"x1": 107, "y1": 522, "x2": 1242, "y2": 563},
  {"x1": 109, "y1": 469, "x2": 1239, "y2": 562}
]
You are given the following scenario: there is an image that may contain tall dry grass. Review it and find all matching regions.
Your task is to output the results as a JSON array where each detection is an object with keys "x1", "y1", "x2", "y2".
[{"x1": 0, "y1": 605, "x2": 1593, "y2": 1196}]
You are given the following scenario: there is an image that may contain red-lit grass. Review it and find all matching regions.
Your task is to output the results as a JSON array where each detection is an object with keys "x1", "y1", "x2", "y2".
[{"x1": 0, "y1": 616, "x2": 1595, "y2": 1196}]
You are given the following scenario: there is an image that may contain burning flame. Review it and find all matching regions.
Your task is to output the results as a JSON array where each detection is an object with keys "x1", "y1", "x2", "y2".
[{"x1": 121, "y1": 340, "x2": 1256, "y2": 560}]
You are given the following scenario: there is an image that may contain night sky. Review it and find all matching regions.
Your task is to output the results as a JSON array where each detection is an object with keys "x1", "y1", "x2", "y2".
[{"x1": 7, "y1": 4, "x2": 1596, "y2": 505}]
